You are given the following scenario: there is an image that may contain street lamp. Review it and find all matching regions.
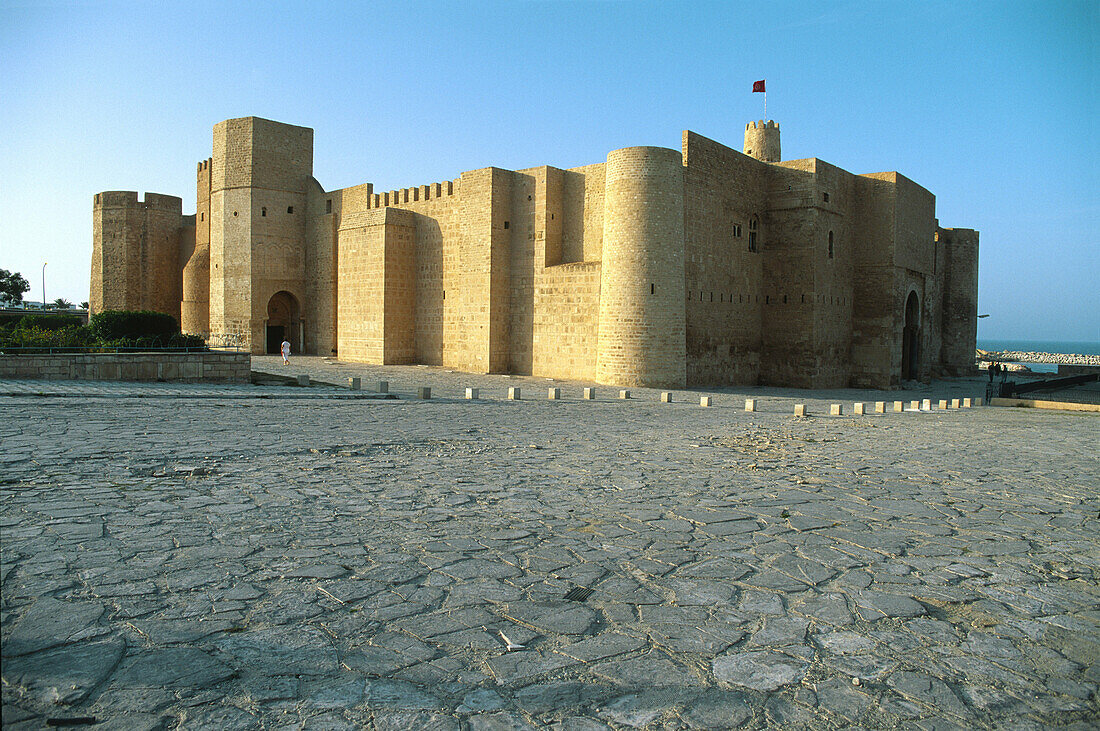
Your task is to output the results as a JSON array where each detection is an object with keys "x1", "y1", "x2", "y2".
[{"x1": 42, "y1": 262, "x2": 47, "y2": 310}]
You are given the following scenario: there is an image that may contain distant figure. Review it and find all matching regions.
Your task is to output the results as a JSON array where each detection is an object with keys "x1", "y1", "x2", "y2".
[
  {"x1": 999, "y1": 363, "x2": 1008, "y2": 383},
  {"x1": 988, "y1": 361, "x2": 996, "y2": 382},
  {"x1": 281, "y1": 339, "x2": 291, "y2": 366}
]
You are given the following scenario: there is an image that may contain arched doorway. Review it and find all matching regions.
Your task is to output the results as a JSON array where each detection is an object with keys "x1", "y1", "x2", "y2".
[
  {"x1": 266, "y1": 291, "x2": 301, "y2": 355},
  {"x1": 901, "y1": 291, "x2": 920, "y2": 381}
]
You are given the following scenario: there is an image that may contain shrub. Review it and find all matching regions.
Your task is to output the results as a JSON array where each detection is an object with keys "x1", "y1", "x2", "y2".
[
  {"x1": 90, "y1": 310, "x2": 180, "y2": 341},
  {"x1": 14, "y1": 313, "x2": 84, "y2": 331},
  {"x1": 0, "y1": 325, "x2": 94, "y2": 352}
]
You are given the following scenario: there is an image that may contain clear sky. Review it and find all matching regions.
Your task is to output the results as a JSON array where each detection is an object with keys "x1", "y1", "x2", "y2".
[{"x1": 2, "y1": 0, "x2": 1096, "y2": 342}]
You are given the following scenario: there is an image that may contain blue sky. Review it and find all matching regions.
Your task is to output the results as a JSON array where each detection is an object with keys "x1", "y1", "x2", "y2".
[{"x1": 2, "y1": 0, "x2": 1096, "y2": 342}]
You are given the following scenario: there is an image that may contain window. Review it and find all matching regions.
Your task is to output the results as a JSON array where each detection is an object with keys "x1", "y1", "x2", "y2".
[
  {"x1": 651, "y1": 283, "x2": 655, "y2": 295},
  {"x1": 326, "y1": 199, "x2": 333, "y2": 214},
  {"x1": 823, "y1": 192, "x2": 830, "y2": 203},
  {"x1": 733, "y1": 223, "x2": 742, "y2": 238},
  {"x1": 748, "y1": 217, "x2": 759, "y2": 252},
  {"x1": 504, "y1": 221, "x2": 509, "y2": 229},
  {"x1": 261, "y1": 207, "x2": 267, "y2": 217},
  {"x1": 287, "y1": 206, "x2": 294, "y2": 214},
  {"x1": 828, "y1": 231, "x2": 834, "y2": 259}
]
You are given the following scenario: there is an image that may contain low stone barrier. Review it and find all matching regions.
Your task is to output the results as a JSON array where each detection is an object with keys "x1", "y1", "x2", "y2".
[{"x1": 0, "y1": 351, "x2": 250, "y2": 383}]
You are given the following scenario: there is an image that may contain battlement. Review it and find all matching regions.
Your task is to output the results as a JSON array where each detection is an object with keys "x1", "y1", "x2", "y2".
[
  {"x1": 365, "y1": 179, "x2": 457, "y2": 209},
  {"x1": 746, "y1": 120, "x2": 779, "y2": 130},
  {"x1": 197, "y1": 158, "x2": 211, "y2": 172},
  {"x1": 94, "y1": 191, "x2": 183, "y2": 212}
]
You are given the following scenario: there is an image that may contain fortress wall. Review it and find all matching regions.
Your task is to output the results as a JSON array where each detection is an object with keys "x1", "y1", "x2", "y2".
[
  {"x1": 849, "y1": 174, "x2": 899, "y2": 387},
  {"x1": 304, "y1": 181, "x2": 343, "y2": 356},
  {"x1": 336, "y1": 208, "x2": 415, "y2": 362},
  {"x1": 91, "y1": 192, "x2": 183, "y2": 320},
  {"x1": 208, "y1": 187, "x2": 253, "y2": 347},
  {"x1": 681, "y1": 131, "x2": 765, "y2": 386},
  {"x1": 807, "y1": 160, "x2": 855, "y2": 388},
  {"x1": 507, "y1": 171, "x2": 539, "y2": 374},
  {"x1": 563, "y1": 163, "x2": 604, "y2": 263},
  {"x1": 597, "y1": 147, "x2": 686, "y2": 387},
  {"x1": 939, "y1": 227, "x2": 979, "y2": 374},
  {"x1": 895, "y1": 175, "x2": 937, "y2": 381},
  {"x1": 248, "y1": 188, "x2": 308, "y2": 348},
  {"x1": 759, "y1": 164, "x2": 819, "y2": 387},
  {"x1": 182, "y1": 159, "x2": 211, "y2": 335}
]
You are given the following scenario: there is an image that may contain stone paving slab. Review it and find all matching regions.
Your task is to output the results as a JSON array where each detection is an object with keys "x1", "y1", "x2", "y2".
[{"x1": 1, "y1": 362, "x2": 1097, "y2": 729}]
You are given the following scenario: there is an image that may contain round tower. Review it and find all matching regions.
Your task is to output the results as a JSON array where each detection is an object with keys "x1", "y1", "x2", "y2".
[
  {"x1": 743, "y1": 120, "x2": 781, "y2": 162},
  {"x1": 596, "y1": 146, "x2": 686, "y2": 388}
]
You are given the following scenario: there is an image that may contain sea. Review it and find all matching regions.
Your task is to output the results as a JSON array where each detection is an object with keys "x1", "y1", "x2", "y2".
[{"x1": 977, "y1": 339, "x2": 1100, "y2": 374}]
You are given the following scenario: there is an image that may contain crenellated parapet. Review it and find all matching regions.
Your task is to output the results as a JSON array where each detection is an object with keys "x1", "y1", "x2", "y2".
[{"x1": 365, "y1": 179, "x2": 458, "y2": 209}]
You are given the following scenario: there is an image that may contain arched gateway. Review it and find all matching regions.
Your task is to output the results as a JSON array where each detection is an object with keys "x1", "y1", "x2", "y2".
[{"x1": 265, "y1": 291, "x2": 302, "y2": 355}]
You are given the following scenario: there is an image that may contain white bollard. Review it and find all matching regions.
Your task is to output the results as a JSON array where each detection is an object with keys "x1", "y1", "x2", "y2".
[
  {"x1": 951, "y1": 398, "x2": 960, "y2": 409},
  {"x1": 348, "y1": 377, "x2": 361, "y2": 390},
  {"x1": 794, "y1": 404, "x2": 807, "y2": 417},
  {"x1": 963, "y1": 398, "x2": 972, "y2": 408},
  {"x1": 921, "y1": 399, "x2": 932, "y2": 411},
  {"x1": 745, "y1": 399, "x2": 756, "y2": 412},
  {"x1": 938, "y1": 399, "x2": 948, "y2": 410},
  {"x1": 854, "y1": 402, "x2": 865, "y2": 415},
  {"x1": 893, "y1": 401, "x2": 905, "y2": 413},
  {"x1": 376, "y1": 380, "x2": 389, "y2": 393},
  {"x1": 830, "y1": 404, "x2": 843, "y2": 416},
  {"x1": 583, "y1": 387, "x2": 596, "y2": 400},
  {"x1": 875, "y1": 401, "x2": 886, "y2": 413},
  {"x1": 417, "y1": 386, "x2": 431, "y2": 399},
  {"x1": 619, "y1": 390, "x2": 631, "y2": 399},
  {"x1": 548, "y1": 387, "x2": 561, "y2": 400},
  {"x1": 700, "y1": 396, "x2": 712, "y2": 407},
  {"x1": 508, "y1": 387, "x2": 521, "y2": 400},
  {"x1": 465, "y1": 387, "x2": 479, "y2": 400},
  {"x1": 661, "y1": 392, "x2": 673, "y2": 403}
]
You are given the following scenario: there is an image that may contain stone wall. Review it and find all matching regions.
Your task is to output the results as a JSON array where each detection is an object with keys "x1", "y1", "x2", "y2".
[
  {"x1": 90, "y1": 191, "x2": 183, "y2": 321},
  {"x1": 0, "y1": 352, "x2": 250, "y2": 382}
]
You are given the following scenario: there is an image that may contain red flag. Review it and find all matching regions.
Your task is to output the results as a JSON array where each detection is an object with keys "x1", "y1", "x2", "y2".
[{"x1": 753, "y1": 80, "x2": 766, "y2": 93}]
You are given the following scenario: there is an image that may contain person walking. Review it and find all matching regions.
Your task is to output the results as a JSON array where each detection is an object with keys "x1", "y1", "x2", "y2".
[
  {"x1": 281, "y1": 338, "x2": 291, "y2": 366},
  {"x1": 988, "y1": 361, "x2": 996, "y2": 383}
]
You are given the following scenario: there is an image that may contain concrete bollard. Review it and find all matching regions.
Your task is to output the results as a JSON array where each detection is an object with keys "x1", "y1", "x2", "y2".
[
  {"x1": 619, "y1": 390, "x2": 631, "y2": 399},
  {"x1": 794, "y1": 404, "x2": 807, "y2": 417},
  {"x1": 921, "y1": 399, "x2": 932, "y2": 411},
  {"x1": 830, "y1": 404, "x2": 843, "y2": 416},
  {"x1": 951, "y1": 398, "x2": 960, "y2": 409},
  {"x1": 975, "y1": 397, "x2": 983, "y2": 407},
  {"x1": 548, "y1": 387, "x2": 561, "y2": 400},
  {"x1": 297, "y1": 375, "x2": 311, "y2": 387},
  {"x1": 875, "y1": 401, "x2": 886, "y2": 413},
  {"x1": 700, "y1": 396, "x2": 712, "y2": 407},
  {"x1": 745, "y1": 399, "x2": 756, "y2": 412},
  {"x1": 508, "y1": 387, "x2": 521, "y2": 400},
  {"x1": 465, "y1": 388, "x2": 479, "y2": 400},
  {"x1": 938, "y1": 399, "x2": 948, "y2": 410},
  {"x1": 909, "y1": 400, "x2": 921, "y2": 411},
  {"x1": 893, "y1": 401, "x2": 904, "y2": 413},
  {"x1": 417, "y1": 386, "x2": 431, "y2": 399},
  {"x1": 854, "y1": 402, "x2": 865, "y2": 415},
  {"x1": 661, "y1": 392, "x2": 673, "y2": 403},
  {"x1": 348, "y1": 377, "x2": 361, "y2": 390},
  {"x1": 583, "y1": 387, "x2": 596, "y2": 400},
  {"x1": 376, "y1": 380, "x2": 389, "y2": 393},
  {"x1": 963, "y1": 398, "x2": 972, "y2": 408}
]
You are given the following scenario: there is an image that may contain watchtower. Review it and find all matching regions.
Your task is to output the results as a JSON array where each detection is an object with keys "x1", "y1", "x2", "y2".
[{"x1": 743, "y1": 120, "x2": 781, "y2": 162}]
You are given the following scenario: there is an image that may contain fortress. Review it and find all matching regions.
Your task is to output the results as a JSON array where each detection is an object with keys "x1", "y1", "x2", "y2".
[{"x1": 91, "y1": 116, "x2": 978, "y2": 389}]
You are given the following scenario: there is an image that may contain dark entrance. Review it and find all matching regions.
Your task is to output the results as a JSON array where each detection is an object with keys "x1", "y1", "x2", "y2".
[
  {"x1": 265, "y1": 291, "x2": 301, "y2": 355},
  {"x1": 266, "y1": 325, "x2": 285, "y2": 354},
  {"x1": 901, "y1": 291, "x2": 920, "y2": 381}
]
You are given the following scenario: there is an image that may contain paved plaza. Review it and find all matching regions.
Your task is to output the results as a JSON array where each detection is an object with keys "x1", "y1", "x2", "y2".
[{"x1": 1, "y1": 360, "x2": 1098, "y2": 729}]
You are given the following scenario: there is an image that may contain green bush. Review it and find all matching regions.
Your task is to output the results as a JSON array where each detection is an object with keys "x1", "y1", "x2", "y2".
[
  {"x1": 0, "y1": 325, "x2": 95, "y2": 352},
  {"x1": 90, "y1": 310, "x2": 180, "y2": 341},
  {"x1": 14, "y1": 313, "x2": 83, "y2": 331}
]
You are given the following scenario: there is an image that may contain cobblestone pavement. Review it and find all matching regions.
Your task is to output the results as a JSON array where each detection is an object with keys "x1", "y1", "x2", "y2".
[{"x1": 2, "y1": 365, "x2": 1098, "y2": 729}]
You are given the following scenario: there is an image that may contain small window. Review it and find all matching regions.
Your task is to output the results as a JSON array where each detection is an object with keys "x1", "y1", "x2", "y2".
[
  {"x1": 733, "y1": 223, "x2": 742, "y2": 238},
  {"x1": 200, "y1": 212, "x2": 204, "y2": 221},
  {"x1": 783, "y1": 295, "x2": 788, "y2": 304},
  {"x1": 233, "y1": 211, "x2": 238, "y2": 217},
  {"x1": 287, "y1": 206, "x2": 294, "y2": 214},
  {"x1": 823, "y1": 192, "x2": 830, "y2": 203},
  {"x1": 748, "y1": 217, "x2": 759, "y2": 252},
  {"x1": 326, "y1": 199, "x2": 333, "y2": 214},
  {"x1": 261, "y1": 207, "x2": 267, "y2": 217},
  {"x1": 651, "y1": 283, "x2": 655, "y2": 295},
  {"x1": 828, "y1": 231, "x2": 835, "y2": 259},
  {"x1": 504, "y1": 221, "x2": 509, "y2": 229}
]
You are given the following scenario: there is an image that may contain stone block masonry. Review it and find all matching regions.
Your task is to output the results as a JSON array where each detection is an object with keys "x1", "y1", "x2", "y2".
[
  {"x1": 0, "y1": 352, "x2": 250, "y2": 383},
  {"x1": 92, "y1": 116, "x2": 977, "y2": 390}
]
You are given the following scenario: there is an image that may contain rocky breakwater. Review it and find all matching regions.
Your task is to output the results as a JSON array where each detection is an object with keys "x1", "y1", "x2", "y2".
[{"x1": 977, "y1": 349, "x2": 1100, "y2": 368}]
